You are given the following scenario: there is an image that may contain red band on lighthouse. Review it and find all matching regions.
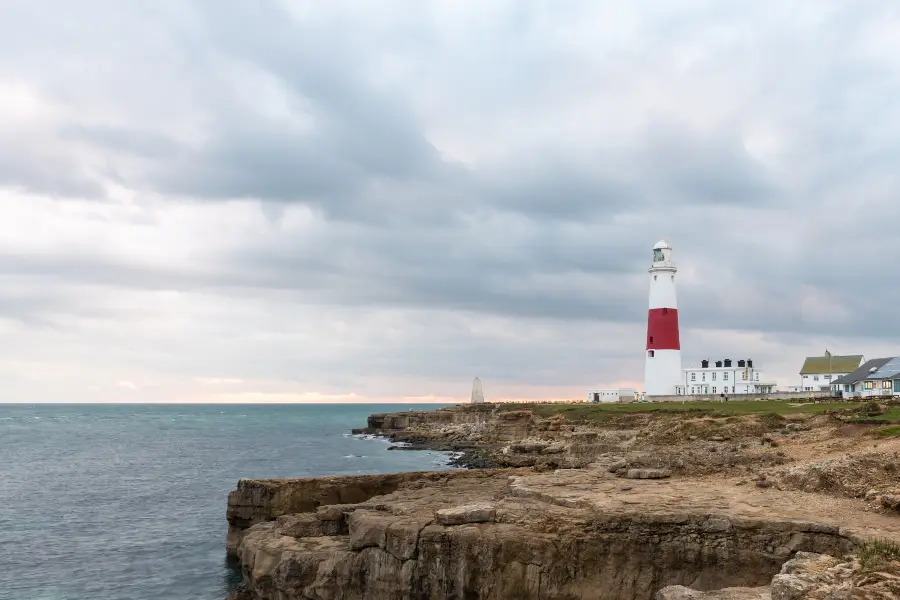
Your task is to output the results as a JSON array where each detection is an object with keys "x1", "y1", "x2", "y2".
[{"x1": 646, "y1": 308, "x2": 680, "y2": 350}]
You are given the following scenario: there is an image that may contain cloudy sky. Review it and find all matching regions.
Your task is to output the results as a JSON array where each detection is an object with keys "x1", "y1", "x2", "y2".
[{"x1": 2, "y1": 0, "x2": 899, "y2": 403}]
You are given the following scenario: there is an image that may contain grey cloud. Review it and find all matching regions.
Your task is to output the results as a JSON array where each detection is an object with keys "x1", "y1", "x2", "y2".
[
  {"x1": 0, "y1": 144, "x2": 106, "y2": 199},
  {"x1": 57, "y1": 124, "x2": 182, "y2": 160},
  {"x1": 2, "y1": 1, "x2": 900, "y2": 397}
]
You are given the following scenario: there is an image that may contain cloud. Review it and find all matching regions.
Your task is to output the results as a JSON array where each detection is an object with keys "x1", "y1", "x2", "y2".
[{"x1": 0, "y1": 0, "x2": 899, "y2": 402}]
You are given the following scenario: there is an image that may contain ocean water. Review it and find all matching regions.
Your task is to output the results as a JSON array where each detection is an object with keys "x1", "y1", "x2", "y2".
[{"x1": 0, "y1": 403, "x2": 454, "y2": 600}]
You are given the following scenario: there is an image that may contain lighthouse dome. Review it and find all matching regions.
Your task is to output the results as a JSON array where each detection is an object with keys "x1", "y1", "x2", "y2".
[{"x1": 653, "y1": 239, "x2": 671, "y2": 250}]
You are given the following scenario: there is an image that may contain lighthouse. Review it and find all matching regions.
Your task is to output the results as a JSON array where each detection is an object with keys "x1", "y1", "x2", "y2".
[{"x1": 644, "y1": 239, "x2": 682, "y2": 397}]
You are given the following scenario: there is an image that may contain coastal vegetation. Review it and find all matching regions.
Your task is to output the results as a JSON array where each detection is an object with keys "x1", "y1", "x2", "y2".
[
  {"x1": 857, "y1": 538, "x2": 900, "y2": 571},
  {"x1": 497, "y1": 399, "x2": 860, "y2": 422}
]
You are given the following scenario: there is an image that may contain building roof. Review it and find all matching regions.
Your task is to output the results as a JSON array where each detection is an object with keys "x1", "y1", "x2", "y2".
[
  {"x1": 799, "y1": 354, "x2": 863, "y2": 375},
  {"x1": 831, "y1": 357, "x2": 894, "y2": 385},
  {"x1": 867, "y1": 357, "x2": 900, "y2": 380}
]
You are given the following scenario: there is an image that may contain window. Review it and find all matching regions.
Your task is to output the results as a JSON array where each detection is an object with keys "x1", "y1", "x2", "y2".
[
  {"x1": 702, "y1": 373, "x2": 706, "y2": 381},
  {"x1": 648, "y1": 350, "x2": 655, "y2": 358},
  {"x1": 671, "y1": 275, "x2": 674, "y2": 282},
  {"x1": 712, "y1": 387, "x2": 717, "y2": 393},
  {"x1": 654, "y1": 275, "x2": 657, "y2": 280},
  {"x1": 649, "y1": 336, "x2": 654, "y2": 344},
  {"x1": 732, "y1": 386, "x2": 735, "y2": 393},
  {"x1": 691, "y1": 373, "x2": 696, "y2": 381},
  {"x1": 813, "y1": 375, "x2": 819, "y2": 381},
  {"x1": 723, "y1": 372, "x2": 729, "y2": 380},
  {"x1": 883, "y1": 380, "x2": 892, "y2": 389},
  {"x1": 742, "y1": 371, "x2": 748, "y2": 380},
  {"x1": 755, "y1": 373, "x2": 759, "y2": 381},
  {"x1": 894, "y1": 380, "x2": 900, "y2": 393},
  {"x1": 712, "y1": 372, "x2": 716, "y2": 381},
  {"x1": 663, "y1": 308, "x2": 668, "y2": 315},
  {"x1": 845, "y1": 384, "x2": 851, "y2": 393},
  {"x1": 865, "y1": 381, "x2": 874, "y2": 389}
]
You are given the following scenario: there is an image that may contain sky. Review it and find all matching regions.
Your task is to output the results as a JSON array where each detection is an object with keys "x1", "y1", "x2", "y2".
[{"x1": 2, "y1": 0, "x2": 900, "y2": 403}]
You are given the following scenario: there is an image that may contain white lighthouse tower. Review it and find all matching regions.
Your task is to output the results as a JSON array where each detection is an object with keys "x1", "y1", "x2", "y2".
[{"x1": 644, "y1": 239, "x2": 682, "y2": 397}]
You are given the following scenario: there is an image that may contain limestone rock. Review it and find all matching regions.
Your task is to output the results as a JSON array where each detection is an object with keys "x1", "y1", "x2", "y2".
[
  {"x1": 624, "y1": 468, "x2": 671, "y2": 479},
  {"x1": 274, "y1": 513, "x2": 342, "y2": 538},
  {"x1": 880, "y1": 494, "x2": 900, "y2": 510},
  {"x1": 509, "y1": 440, "x2": 549, "y2": 453},
  {"x1": 655, "y1": 585, "x2": 770, "y2": 599},
  {"x1": 434, "y1": 503, "x2": 496, "y2": 526},
  {"x1": 608, "y1": 460, "x2": 629, "y2": 473}
]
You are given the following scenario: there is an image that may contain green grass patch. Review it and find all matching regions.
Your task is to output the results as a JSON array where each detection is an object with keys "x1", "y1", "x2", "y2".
[
  {"x1": 874, "y1": 425, "x2": 900, "y2": 437},
  {"x1": 857, "y1": 538, "x2": 900, "y2": 571},
  {"x1": 845, "y1": 406, "x2": 900, "y2": 423},
  {"x1": 494, "y1": 400, "x2": 860, "y2": 423}
]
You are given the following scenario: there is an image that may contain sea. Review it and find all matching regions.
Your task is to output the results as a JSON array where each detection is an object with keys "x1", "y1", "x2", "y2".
[{"x1": 0, "y1": 403, "x2": 455, "y2": 600}]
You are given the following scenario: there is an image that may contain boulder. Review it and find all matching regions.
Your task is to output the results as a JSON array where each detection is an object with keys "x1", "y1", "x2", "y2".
[{"x1": 880, "y1": 494, "x2": 900, "y2": 510}]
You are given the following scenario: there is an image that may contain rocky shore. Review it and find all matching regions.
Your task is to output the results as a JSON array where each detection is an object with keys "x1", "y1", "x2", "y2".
[{"x1": 225, "y1": 401, "x2": 900, "y2": 599}]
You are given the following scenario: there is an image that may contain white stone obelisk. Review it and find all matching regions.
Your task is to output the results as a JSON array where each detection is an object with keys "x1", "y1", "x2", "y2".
[{"x1": 470, "y1": 377, "x2": 484, "y2": 404}]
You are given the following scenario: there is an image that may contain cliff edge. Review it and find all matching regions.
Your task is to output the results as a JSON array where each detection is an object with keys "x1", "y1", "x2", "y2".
[{"x1": 226, "y1": 401, "x2": 900, "y2": 599}]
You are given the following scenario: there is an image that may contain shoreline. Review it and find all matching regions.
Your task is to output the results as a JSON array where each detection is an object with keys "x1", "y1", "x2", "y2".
[{"x1": 225, "y1": 400, "x2": 900, "y2": 599}]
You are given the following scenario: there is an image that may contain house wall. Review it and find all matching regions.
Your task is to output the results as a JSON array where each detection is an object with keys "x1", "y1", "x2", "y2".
[
  {"x1": 587, "y1": 388, "x2": 637, "y2": 403},
  {"x1": 859, "y1": 379, "x2": 900, "y2": 397},
  {"x1": 647, "y1": 390, "x2": 832, "y2": 402},
  {"x1": 674, "y1": 364, "x2": 776, "y2": 396},
  {"x1": 800, "y1": 372, "x2": 850, "y2": 391}
]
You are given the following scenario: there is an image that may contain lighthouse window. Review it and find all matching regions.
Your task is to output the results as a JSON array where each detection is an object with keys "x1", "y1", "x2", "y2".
[
  {"x1": 647, "y1": 350, "x2": 655, "y2": 357},
  {"x1": 649, "y1": 336, "x2": 653, "y2": 344},
  {"x1": 662, "y1": 308, "x2": 668, "y2": 315}
]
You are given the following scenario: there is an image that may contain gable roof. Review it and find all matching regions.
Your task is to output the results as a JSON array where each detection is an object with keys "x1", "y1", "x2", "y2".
[
  {"x1": 831, "y1": 357, "x2": 894, "y2": 385},
  {"x1": 799, "y1": 354, "x2": 863, "y2": 375},
  {"x1": 867, "y1": 357, "x2": 900, "y2": 380}
]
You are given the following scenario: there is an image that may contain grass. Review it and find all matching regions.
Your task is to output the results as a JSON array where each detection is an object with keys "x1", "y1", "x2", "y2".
[
  {"x1": 492, "y1": 400, "x2": 861, "y2": 423},
  {"x1": 874, "y1": 425, "x2": 900, "y2": 438},
  {"x1": 857, "y1": 538, "x2": 900, "y2": 571},
  {"x1": 848, "y1": 406, "x2": 900, "y2": 423}
]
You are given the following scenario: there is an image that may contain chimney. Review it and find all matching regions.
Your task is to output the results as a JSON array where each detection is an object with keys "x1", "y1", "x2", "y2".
[
  {"x1": 747, "y1": 359, "x2": 753, "y2": 368},
  {"x1": 724, "y1": 359, "x2": 732, "y2": 367},
  {"x1": 715, "y1": 361, "x2": 722, "y2": 368},
  {"x1": 738, "y1": 360, "x2": 746, "y2": 368},
  {"x1": 701, "y1": 359, "x2": 709, "y2": 368}
]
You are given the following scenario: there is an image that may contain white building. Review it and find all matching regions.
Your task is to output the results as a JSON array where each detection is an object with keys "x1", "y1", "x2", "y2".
[
  {"x1": 644, "y1": 240, "x2": 682, "y2": 396},
  {"x1": 831, "y1": 358, "x2": 893, "y2": 398},
  {"x1": 799, "y1": 354, "x2": 863, "y2": 391},
  {"x1": 675, "y1": 358, "x2": 777, "y2": 396},
  {"x1": 587, "y1": 388, "x2": 638, "y2": 403}
]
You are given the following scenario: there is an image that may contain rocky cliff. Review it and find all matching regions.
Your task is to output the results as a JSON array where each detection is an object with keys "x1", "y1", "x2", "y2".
[
  {"x1": 226, "y1": 402, "x2": 900, "y2": 599},
  {"x1": 225, "y1": 463, "x2": 900, "y2": 600}
]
